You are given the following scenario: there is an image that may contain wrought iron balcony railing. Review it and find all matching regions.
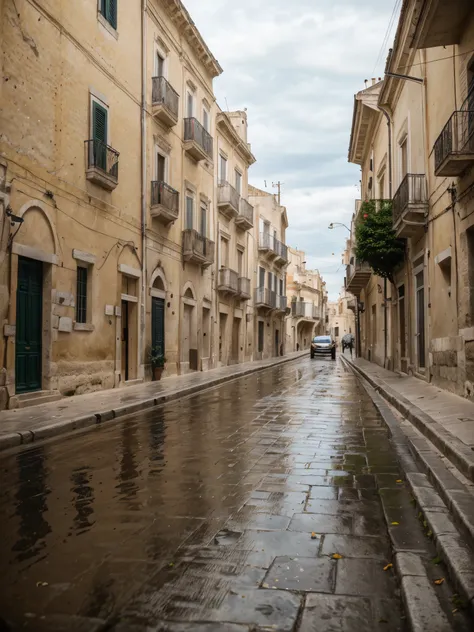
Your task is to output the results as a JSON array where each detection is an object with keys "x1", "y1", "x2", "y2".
[
  {"x1": 217, "y1": 181, "x2": 240, "y2": 216},
  {"x1": 182, "y1": 229, "x2": 215, "y2": 267},
  {"x1": 184, "y1": 117, "x2": 213, "y2": 160},
  {"x1": 392, "y1": 174, "x2": 427, "y2": 226},
  {"x1": 276, "y1": 295, "x2": 287, "y2": 312},
  {"x1": 254, "y1": 287, "x2": 277, "y2": 309},
  {"x1": 218, "y1": 267, "x2": 239, "y2": 294},
  {"x1": 152, "y1": 76, "x2": 179, "y2": 125},
  {"x1": 238, "y1": 277, "x2": 251, "y2": 300},
  {"x1": 85, "y1": 139, "x2": 119, "y2": 190},
  {"x1": 150, "y1": 181, "x2": 179, "y2": 222},
  {"x1": 236, "y1": 198, "x2": 254, "y2": 229},
  {"x1": 274, "y1": 237, "x2": 288, "y2": 263},
  {"x1": 259, "y1": 232, "x2": 274, "y2": 251},
  {"x1": 434, "y1": 110, "x2": 474, "y2": 176}
]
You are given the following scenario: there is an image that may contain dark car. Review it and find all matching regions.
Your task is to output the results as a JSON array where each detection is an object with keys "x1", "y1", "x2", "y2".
[{"x1": 310, "y1": 335, "x2": 336, "y2": 360}]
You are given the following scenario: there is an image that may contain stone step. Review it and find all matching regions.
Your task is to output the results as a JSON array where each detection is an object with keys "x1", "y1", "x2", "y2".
[{"x1": 14, "y1": 391, "x2": 62, "y2": 409}]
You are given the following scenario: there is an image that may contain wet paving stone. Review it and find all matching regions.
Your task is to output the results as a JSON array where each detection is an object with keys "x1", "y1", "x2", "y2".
[
  {"x1": 263, "y1": 555, "x2": 336, "y2": 592},
  {"x1": 288, "y1": 513, "x2": 353, "y2": 534},
  {"x1": 0, "y1": 359, "x2": 409, "y2": 630},
  {"x1": 335, "y1": 558, "x2": 397, "y2": 598},
  {"x1": 321, "y1": 534, "x2": 390, "y2": 559}
]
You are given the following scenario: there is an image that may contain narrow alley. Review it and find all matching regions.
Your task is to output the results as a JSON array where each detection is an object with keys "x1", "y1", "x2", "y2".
[{"x1": 1, "y1": 357, "x2": 468, "y2": 631}]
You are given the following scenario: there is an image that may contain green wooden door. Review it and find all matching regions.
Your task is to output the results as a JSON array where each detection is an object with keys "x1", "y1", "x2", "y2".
[
  {"x1": 151, "y1": 297, "x2": 165, "y2": 362},
  {"x1": 92, "y1": 101, "x2": 108, "y2": 171},
  {"x1": 16, "y1": 257, "x2": 43, "y2": 393}
]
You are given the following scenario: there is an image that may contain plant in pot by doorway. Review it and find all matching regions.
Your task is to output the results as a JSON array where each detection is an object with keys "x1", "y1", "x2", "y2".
[{"x1": 149, "y1": 346, "x2": 166, "y2": 381}]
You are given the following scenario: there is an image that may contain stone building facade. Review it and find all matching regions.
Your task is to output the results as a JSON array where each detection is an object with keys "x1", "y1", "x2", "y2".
[
  {"x1": 248, "y1": 186, "x2": 289, "y2": 360},
  {"x1": 346, "y1": 0, "x2": 474, "y2": 400},
  {"x1": 215, "y1": 110, "x2": 256, "y2": 366},
  {"x1": 0, "y1": 0, "x2": 292, "y2": 411},
  {"x1": 285, "y1": 248, "x2": 325, "y2": 352},
  {"x1": 326, "y1": 291, "x2": 356, "y2": 348}
]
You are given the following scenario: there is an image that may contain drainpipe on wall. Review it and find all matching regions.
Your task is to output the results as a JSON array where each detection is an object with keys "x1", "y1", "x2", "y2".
[
  {"x1": 378, "y1": 105, "x2": 393, "y2": 369},
  {"x1": 140, "y1": 0, "x2": 147, "y2": 377}
]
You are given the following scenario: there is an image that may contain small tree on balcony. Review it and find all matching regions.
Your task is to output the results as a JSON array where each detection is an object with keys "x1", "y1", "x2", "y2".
[{"x1": 355, "y1": 200, "x2": 405, "y2": 282}]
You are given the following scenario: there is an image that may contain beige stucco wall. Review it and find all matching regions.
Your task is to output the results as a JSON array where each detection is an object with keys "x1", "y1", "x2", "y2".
[
  {"x1": 0, "y1": 0, "x2": 144, "y2": 404},
  {"x1": 348, "y1": 0, "x2": 474, "y2": 400},
  {"x1": 249, "y1": 186, "x2": 288, "y2": 360},
  {"x1": 285, "y1": 247, "x2": 325, "y2": 351}
]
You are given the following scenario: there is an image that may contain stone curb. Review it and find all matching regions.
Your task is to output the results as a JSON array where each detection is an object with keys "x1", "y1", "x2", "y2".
[
  {"x1": 406, "y1": 434, "x2": 474, "y2": 552},
  {"x1": 342, "y1": 357, "x2": 474, "y2": 484},
  {"x1": 342, "y1": 356, "x2": 474, "y2": 620},
  {"x1": 0, "y1": 352, "x2": 308, "y2": 453},
  {"x1": 406, "y1": 472, "x2": 474, "y2": 617},
  {"x1": 395, "y1": 552, "x2": 452, "y2": 632}
]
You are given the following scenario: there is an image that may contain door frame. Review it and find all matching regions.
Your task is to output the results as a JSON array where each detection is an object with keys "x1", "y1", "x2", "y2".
[
  {"x1": 15, "y1": 256, "x2": 43, "y2": 393},
  {"x1": 413, "y1": 261, "x2": 426, "y2": 372},
  {"x1": 9, "y1": 246, "x2": 55, "y2": 402}
]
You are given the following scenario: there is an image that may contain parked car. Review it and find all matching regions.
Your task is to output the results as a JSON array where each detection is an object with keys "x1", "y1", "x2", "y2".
[{"x1": 310, "y1": 335, "x2": 336, "y2": 360}]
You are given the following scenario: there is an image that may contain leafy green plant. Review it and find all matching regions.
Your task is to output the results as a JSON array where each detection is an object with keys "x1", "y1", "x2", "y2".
[
  {"x1": 355, "y1": 200, "x2": 405, "y2": 282},
  {"x1": 149, "y1": 346, "x2": 166, "y2": 368}
]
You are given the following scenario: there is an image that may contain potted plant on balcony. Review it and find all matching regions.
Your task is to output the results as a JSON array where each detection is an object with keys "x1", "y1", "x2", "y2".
[{"x1": 149, "y1": 346, "x2": 166, "y2": 381}]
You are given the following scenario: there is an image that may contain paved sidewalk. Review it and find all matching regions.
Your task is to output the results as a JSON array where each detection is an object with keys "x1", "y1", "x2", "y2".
[
  {"x1": 343, "y1": 354, "x2": 474, "y2": 482},
  {"x1": 0, "y1": 350, "x2": 307, "y2": 451}
]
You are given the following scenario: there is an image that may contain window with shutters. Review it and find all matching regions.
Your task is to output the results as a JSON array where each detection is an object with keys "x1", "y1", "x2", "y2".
[
  {"x1": 99, "y1": 0, "x2": 117, "y2": 30},
  {"x1": 76, "y1": 267, "x2": 88, "y2": 324},
  {"x1": 185, "y1": 193, "x2": 194, "y2": 230},
  {"x1": 235, "y1": 170, "x2": 242, "y2": 195}
]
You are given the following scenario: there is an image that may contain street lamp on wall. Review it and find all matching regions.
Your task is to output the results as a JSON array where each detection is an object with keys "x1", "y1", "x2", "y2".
[{"x1": 328, "y1": 222, "x2": 350, "y2": 232}]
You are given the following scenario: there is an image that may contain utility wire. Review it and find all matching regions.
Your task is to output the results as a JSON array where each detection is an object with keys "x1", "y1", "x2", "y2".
[{"x1": 371, "y1": 0, "x2": 402, "y2": 75}]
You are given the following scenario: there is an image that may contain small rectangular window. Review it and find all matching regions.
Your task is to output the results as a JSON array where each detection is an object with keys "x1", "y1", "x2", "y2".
[
  {"x1": 185, "y1": 195, "x2": 194, "y2": 229},
  {"x1": 235, "y1": 170, "x2": 242, "y2": 194},
  {"x1": 334, "y1": 326, "x2": 339, "y2": 337},
  {"x1": 200, "y1": 203, "x2": 207, "y2": 237},
  {"x1": 76, "y1": 266, "x2": 88, "y2": 324},
  {"x1": 219, "y1": 155, "x2": 227, "y2": 183},
  {"x1": 203, "y1": 108, "x2": 210, "y2": 132},
  {"x1": 100, "y1": 0, "x2": 117, "y2": 30},
  {"x1": 258, "y1": 321, "x2": 264, "y2": 353}
]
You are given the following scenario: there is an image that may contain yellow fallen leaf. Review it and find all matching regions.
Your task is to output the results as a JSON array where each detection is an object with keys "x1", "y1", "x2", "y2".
[
  {"x1": 311, "y1": 532, "x2": 317, "y2": 539},
  {"x1": 36, "y1": 581, "x2": 48, "y2": 587},
  {"x1": 391, "y1": 522, "x2": 399, "y2": 526},
  {"x1": 396, "y1": 479, "x2": 403, "y2": 483},
  {"x1": 383, "y1": 563, "x2": 393, "y2": 571},
  {"x1": 332, "y1": 553, "x2": 343, "y2": 560},
  {"x1": 434, "y1": 578, "x2": 445, "y2": 585}
]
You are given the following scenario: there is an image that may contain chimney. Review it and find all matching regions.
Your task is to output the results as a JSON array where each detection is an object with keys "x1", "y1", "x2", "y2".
[{"x1": 372, "y1": 77, "x2": 376, "y2": 85}]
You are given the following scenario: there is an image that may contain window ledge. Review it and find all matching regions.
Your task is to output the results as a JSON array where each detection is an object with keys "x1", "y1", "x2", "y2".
[
  {"x1": 74, "y1": 322, "x2": 95, "y2": 332},
  {"x1": 98, "y1": 13, "x2": 118, "y2": 39}
]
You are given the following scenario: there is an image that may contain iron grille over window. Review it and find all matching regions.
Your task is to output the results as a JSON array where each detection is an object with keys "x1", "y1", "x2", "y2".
[{"x1": 76, "y1": 267, "x2": 88, "y2": 323}]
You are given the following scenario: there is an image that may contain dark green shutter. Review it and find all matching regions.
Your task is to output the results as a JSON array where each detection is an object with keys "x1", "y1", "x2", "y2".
[
  {"x1": 92, "y1": 102, "x2": 107, "y2": 144},
  {"x1": 92, "y1": 102, "x2": 107, "y2": 171},
  {"x1": 107, "y1": 0, "x2": 117, "y2": 29}
]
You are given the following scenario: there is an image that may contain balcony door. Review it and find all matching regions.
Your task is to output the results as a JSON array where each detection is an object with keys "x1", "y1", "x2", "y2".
[
  {"x1": 156, "y1": 52, "x2": 165, "y2": 77},
  {"x1": 219, "y1": 154, "x2": 227, "y2": 184},
  {"x1": 415, "y1": 269, "x2": 426, "y2": 370},
  {"x1": 156, "y1": 151, "x2": 166, "y2": 183},
  {"x1": 92, "y1": 100, "x2": 108, "y2": 171}
]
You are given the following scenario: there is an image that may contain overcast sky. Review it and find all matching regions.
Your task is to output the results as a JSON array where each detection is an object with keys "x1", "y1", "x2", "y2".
[{"x1": 185, "y1": 0, "x2": 399, "y2": 299}]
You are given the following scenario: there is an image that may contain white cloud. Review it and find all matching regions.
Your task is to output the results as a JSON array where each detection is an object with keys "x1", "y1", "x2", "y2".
[{"x1": 184, "y1": 0, "x2": 397, "y2": 297}]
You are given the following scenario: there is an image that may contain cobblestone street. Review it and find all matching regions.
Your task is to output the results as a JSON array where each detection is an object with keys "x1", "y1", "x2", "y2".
[{"x1": 0, "y1": 358, "x2": 460, "y2": 631}]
